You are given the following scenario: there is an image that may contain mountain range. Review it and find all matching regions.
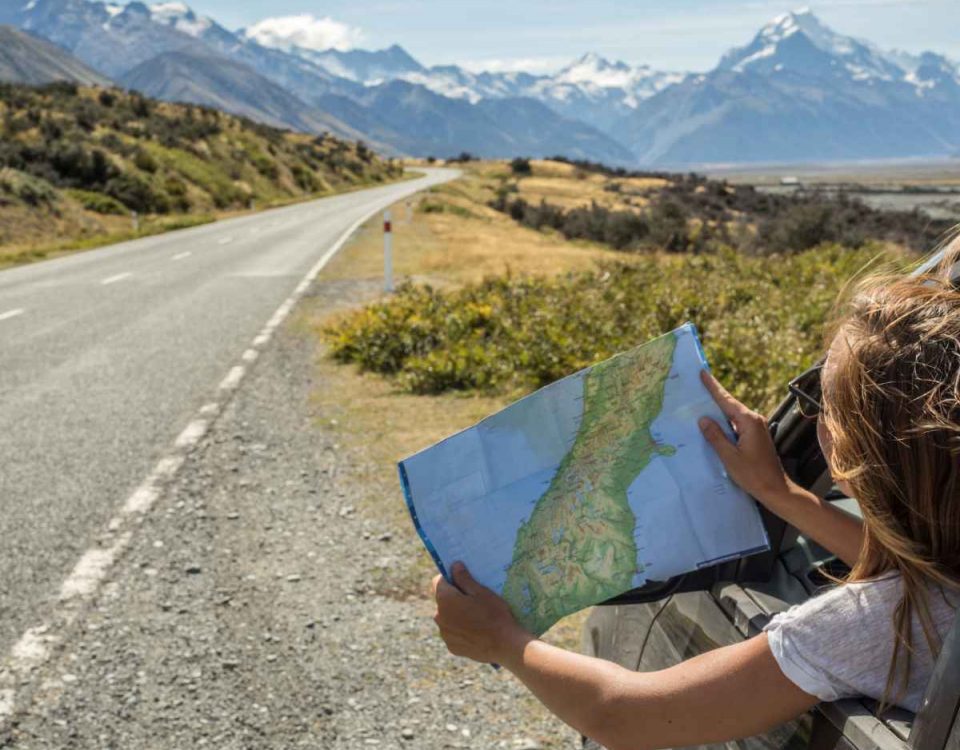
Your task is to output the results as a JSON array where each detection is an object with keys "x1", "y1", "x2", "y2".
[{"x1": 2, "y1": 1, "x2": 959, "y2": 166}]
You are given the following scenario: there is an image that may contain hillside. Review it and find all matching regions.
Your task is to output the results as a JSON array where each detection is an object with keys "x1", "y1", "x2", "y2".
[
  {"x1": 0, "y1": 81, "x2": 404, "y2": 266},
  {"x1": 118, "y1": 49, "x2": 362, "y2": 141},
  {"x1": 0, "y1": 25, "x2": 111, "y2": 86}
]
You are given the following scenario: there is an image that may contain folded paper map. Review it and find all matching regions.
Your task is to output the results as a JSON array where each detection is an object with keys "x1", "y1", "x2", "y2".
[{"x1": 399, "y1": 323, "x2": 769, "y2": 635}]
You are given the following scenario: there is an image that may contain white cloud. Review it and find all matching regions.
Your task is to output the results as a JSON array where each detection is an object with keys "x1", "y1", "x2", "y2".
[
  {"x1": 243, "y1": 14, "x2": 364, "y2": 52},
  {"x1": 458, "y1": 56, "x2": 569, "y2": 75}
]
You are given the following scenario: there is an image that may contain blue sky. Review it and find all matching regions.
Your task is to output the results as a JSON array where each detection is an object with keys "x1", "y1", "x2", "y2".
[{"x1": 187, "y1": 0, "x2": 956, "y2": 72}]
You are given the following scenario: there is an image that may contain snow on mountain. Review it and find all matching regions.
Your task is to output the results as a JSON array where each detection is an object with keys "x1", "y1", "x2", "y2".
[
  {"x1": 269, "y1": 42, "x2": 684, "y2": 136},
  {"x1": 719, "y1": 6, "x2": 959, "y2": 89},
  {"x1": 623, "y1": 7, "x2": 960, "y2": 166}
]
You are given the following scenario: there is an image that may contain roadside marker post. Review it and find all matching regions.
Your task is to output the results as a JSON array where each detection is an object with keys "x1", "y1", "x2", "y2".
[
  {"x1": 131, "y1": 210, "x2": 139, "y2": 232},
  {"x1": 384, "y1": 209, "x2": 394, "y2": 293}
]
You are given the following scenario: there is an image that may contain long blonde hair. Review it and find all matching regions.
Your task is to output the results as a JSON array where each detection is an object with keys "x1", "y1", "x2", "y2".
[{"x1": 822, "y1": 241, "x2": 960, "y2": 706}]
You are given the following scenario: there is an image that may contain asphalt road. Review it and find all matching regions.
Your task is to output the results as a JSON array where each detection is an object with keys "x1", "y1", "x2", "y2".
[{"x1": 0, "y1": 168, "x2": 456, "y2": 658}]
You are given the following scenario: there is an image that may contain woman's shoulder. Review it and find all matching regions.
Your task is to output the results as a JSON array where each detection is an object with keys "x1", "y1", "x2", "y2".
[
  {"x1": 772, "y1": 575, "x2": 902, "y2": 623},
  {"x1": 768, "y1": 573, "x2": 957, "y2": 639}
]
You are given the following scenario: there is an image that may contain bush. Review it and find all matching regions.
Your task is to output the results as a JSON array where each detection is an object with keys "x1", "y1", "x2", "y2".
[
  {"x1": 0, "y1": 168, "x2": 59, "y2": 208},
  {"x1": 65, "y1": 188, "x2": 127, "y2": 214},
  {"x1": 105, "y1": 172, "x2": 165, "y2": 213},
  {"x1": 133, "y1": 148, "x2": 158, "y2": 173},
  {"x1": 510, "y1": 157, "x2": 532, "y2": 176},
  {"x1": 325, "y1": 245, "x2": 899, "y2": 411}
]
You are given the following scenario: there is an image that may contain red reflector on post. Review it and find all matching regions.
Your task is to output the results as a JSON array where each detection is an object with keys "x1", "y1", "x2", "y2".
[{"x1": 384, "y1": 221, "x2": 392, "y2": 233}]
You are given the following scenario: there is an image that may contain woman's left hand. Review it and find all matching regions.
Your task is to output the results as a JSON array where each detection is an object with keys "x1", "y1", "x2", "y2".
[{"x1": 432, "y1": 562, "x2": 532, "y2": 664}]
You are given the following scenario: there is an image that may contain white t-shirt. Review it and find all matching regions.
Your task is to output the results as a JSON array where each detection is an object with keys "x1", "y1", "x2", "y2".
[{"x1": 764, "y1": 575, "x2": 958, "y2": 712}]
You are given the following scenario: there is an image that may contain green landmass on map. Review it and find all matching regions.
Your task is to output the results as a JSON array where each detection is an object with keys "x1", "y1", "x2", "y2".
[{"x1": 501, "y1": 333, "x2": 678, "y2": 634}]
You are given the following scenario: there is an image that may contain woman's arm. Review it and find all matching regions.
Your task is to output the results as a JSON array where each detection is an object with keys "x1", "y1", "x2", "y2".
[
  {"x1": 433, "y1": 565, "x2": 818, "y2": 750},
  {"x1": 698, "y1": 371, "x2": 864, "y2": 568}
]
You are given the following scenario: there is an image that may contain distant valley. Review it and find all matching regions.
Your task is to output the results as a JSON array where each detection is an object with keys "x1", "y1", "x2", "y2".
[{"x1": 1, "y1": 1, "x2": 960, "y2": 166}]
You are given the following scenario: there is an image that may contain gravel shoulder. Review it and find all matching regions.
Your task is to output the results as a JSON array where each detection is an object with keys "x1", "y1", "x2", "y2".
[{"x1": 1, "y1": 269, "x2": 579, "y2": 748}]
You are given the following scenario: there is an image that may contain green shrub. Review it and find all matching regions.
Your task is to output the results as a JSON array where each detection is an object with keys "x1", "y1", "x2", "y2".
[
  {"x1": 0, "y1": 168, "x2": 59, "y2": 207},
  {"x1": 65, "y1": 188, "x2": 127, "y2": 214},
  {"x1": 105, "y1": 172, "x2": 166, "y2": 213},
  {"x1": 133, "y1": 148, "x2": 158, "y2": 173},
  {"x1": 326, "y1": 245, "x2": 901, "y2": 412}
]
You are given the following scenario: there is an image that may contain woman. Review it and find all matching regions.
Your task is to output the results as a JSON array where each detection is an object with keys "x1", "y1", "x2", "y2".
[{"x1": 430, "y1": 248, "x2": 960, "y2": 750}]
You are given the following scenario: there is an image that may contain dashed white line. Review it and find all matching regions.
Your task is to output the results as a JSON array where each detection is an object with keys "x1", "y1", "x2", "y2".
[
  {"x1": 101, "y1": 272, "x2": 132, "y2": 285},
  {"x1": 174, "y1": 419, "x2": 209, "y2": 449},
  {"x1": 172, "y1": 251, "x2": 191, "y2": 261},
  {"x1": 218, "y1": 365, "x2": 245, "y2": 392},
  {"x1": 217, "y1": 237, "x2": 233, "y2": 245},
  {"x1": 0, "y1": 174, "x2": 448, "y2": 730},
  {"x1": 0, "y1": 308, "x2": 24, "y2": 322}
]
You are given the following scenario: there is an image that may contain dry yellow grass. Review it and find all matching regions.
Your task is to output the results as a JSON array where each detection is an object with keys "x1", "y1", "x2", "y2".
[
  {"x1": 322, "y1": 163, "x2": 628, "y2": 286},
  {"x1": 507, "y1": 159, "x2": 667, "y2": 212}
]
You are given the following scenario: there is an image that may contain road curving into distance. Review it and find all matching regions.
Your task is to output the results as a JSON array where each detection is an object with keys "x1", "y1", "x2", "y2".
[{"x1": 0, "y1": 168, "x2": 458, "y2": 658}]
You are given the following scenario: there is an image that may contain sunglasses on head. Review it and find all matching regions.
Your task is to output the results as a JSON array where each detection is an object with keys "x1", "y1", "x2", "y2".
[{"x1": 788, "y1": 362, "x2": 823, "y2": 419}]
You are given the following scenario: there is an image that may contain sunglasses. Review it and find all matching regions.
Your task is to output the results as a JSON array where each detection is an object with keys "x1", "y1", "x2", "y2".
[{"x1": 788, "y1": 362, "x2": 824, "y2": 419}]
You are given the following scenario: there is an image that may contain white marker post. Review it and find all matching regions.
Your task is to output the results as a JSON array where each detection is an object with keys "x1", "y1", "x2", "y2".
[{"x1": 383, "y1": 209, "x2": 394, "y2": 293}]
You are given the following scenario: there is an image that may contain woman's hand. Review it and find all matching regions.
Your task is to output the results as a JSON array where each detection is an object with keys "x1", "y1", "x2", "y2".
[
  {"x1": 432, "y1": 562, "x2": 533, "y2": 664},
  {"x1": 698, "y1": 370, "x2": 796, "y2": 509}
]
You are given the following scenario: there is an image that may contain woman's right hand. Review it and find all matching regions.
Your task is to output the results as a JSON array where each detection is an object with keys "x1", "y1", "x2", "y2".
[{"x1": 697, "y1": 370, "x2": 796, "y2": 510}]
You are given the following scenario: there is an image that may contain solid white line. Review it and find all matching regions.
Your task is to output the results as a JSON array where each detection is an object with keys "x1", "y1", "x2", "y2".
[
  {"x1": 0, "y1": 172, "x2": 450, "y2": 730},
  {"x1": 0, "y1": 308, "x2": 24, "y2": 322},
  {"x1": 101, "y1": 272, "x2": 132, "y2": 285},
  {"x1": 172, "y1": 251, "x2": 191, "y2": 260}
]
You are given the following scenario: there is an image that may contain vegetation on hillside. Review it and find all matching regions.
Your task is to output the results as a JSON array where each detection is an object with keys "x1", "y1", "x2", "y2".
[
  {"x1": 491, "y1": 163, "x2": 951, "y2": 255},
  {"x1": 0, "y1": 81, "x2": 403, "y2": 263},
  {"x1": 326, "y1": 245, "x2": 898, "y2": 412}
]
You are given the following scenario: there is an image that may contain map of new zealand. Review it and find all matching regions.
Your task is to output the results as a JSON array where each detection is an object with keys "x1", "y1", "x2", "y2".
[{"x1": 399, "y1": 324, "x2": 769, "y2": 635}]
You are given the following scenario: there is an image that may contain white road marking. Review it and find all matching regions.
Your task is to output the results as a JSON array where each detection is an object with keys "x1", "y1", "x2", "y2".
[
  {"x1": 101, "y1": 272, "x2": 132, "y2": 285},
  {"x1": 217, "y1": 237, "x2": 233, "y2": 245},
  {"x1": 172, "y1": 251, "x2": 191, "y2": 261},
  {"x1": 59, "y1": 534, "x2": 131, "y2": 601},
  {"x1": 218, "y1": 365, "x2": 245, "y2": 391},
  {"x1": 0, "y1": 174, "x2": 448, "y2": 730},
  {"x1": 174, "y1": 419, "x2": 208, "y2": 449},
  {"x1": 0, "y1": 308, "x2": 24, "y2": 322}
]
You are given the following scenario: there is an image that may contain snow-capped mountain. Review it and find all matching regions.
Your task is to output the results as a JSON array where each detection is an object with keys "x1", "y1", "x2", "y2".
[
  {"x1": 4, "y1": 0, "x2": 960, "y2": 165},
  {"x1": 253, "y1": 37, "x2": 686, "y2": 138},
  {"x1": 622, "y1": 8, "x2": 960, "y2": 165},
  {"x1": 718, "y1": 7, "x2": 960, "y2": 92},
  {"x1": 0, "y1": 0, "x2": 635, "y2": 162}
]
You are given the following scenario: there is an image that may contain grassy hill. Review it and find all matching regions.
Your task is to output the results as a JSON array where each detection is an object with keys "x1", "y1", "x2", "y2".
[{"x1": 0, "y1": 81, "x2": 404, "y2": 267}]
